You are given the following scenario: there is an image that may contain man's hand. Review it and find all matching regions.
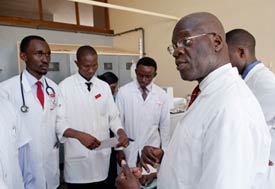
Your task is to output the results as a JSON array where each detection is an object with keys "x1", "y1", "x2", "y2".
[
  {"x1": 141, "y1": 146, "x2": 164, "y2": 173},
  {"x1": 139, "y1": 173, "x2": 157, "y2": 187},
  {"x1": 77, "y1": 132, "x2": 101, "y2": 150},
  {"x1": 117, "y1": 150, "x2": 126, "y2": 166},
  {"x1": 63, "y1": 128, "x2": 101, "y2": 150},
  {"x1": 116, "y1": 160, "x2": 141, "y2": 189},
  {"x1": 116, "y1": 129, "x2": 129, "y2": 148}
]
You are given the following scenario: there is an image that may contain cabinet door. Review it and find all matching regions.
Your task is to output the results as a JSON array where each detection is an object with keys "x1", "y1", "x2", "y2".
[
  {"x1": 118, "y1": 56, "x2": 139, "y2": 87},
  {"x1": 46, "y1": 53, "x2": 70, "y2": 84}
]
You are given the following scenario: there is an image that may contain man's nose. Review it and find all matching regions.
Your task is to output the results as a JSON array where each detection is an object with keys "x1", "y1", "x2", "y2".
[
  {"x1": 88, "y1": 67, "x2": 96, "y2": 73},
  {"x1": 41, "y1": 54, "x2": 50, "y2": 62},
  {"x1": 173, "y1": 47, "x2": 186, "y2": 58}
]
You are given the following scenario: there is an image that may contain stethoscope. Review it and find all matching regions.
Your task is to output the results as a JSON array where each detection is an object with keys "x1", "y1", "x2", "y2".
[{"x1": 20, "y1": 72, "x2": 55, "y2": 113}]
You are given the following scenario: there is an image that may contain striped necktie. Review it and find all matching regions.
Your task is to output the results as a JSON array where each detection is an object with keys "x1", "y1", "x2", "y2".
[{"x1": 141, "y1": 88, "x2": 148, "y2": 101}]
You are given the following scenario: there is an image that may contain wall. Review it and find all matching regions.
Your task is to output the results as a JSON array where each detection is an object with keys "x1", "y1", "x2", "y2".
[
  {"x1": 108, "y1": 0, "x2": 275, "y2": 97},
  {"x1": 0, "y1": 25, "x2": 113, "y2": 81}
]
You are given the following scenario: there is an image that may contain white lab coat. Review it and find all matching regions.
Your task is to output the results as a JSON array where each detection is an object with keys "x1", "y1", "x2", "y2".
[
  {"x1": 244, "y1": 62, "x2": 275, "y2": 188},
  {"x1": 158, "y1": 64, "x2": 271, "y2": 189},
  {"x1": 59, "y1": 73, "x2": 123, "y2": 183},
  {"x1": 0, "y1": 98, "x2": 30, "y2": 189},
  {"x1": 0, "y1": 71, "x2": 68, "y2": 189},
  {"x1": 116, "y1": 80, "x2": 170, "y2": 170}
]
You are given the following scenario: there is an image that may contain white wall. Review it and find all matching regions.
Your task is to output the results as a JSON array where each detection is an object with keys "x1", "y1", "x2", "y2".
[
  {"x1": 109, "y1": 0, "x2": 275, "y2": 97},
  {"x1": 0, "y1": 25, "x2": 113, "y2": 81}
]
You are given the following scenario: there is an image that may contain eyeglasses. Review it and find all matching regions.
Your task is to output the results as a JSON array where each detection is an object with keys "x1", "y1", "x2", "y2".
[
  {"x1": 167, "y1": 32, "x2": 216, "y2": 55},
  {"x1": 34, "y1": 51, "x2": 51, "y2": 58}
]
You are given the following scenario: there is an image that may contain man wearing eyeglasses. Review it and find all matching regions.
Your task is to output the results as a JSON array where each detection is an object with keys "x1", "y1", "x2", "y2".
[{"x1": 116, "y1": 12, "x2": 271, "y2": 189}]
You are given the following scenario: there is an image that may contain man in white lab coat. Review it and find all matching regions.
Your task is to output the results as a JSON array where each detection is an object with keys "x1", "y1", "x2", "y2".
[
  {"x1": 116, "y1": 12, "x2": 271, "y2": 189},
  {"x1": 59, "y1": 45, "x2": 129, "y2": 189},
  {"x1": 0, "y1": 98, "x2": 34, "y2": 189},
  {"x1": 226, "y1": 28, "x2": 275, "y2": 188},
  {"x1": 115, "y1": 56, "x2": 170, "y2": 186},
  {"x1": 0, "y1": 35, "x2": 107, "y2": 189}
]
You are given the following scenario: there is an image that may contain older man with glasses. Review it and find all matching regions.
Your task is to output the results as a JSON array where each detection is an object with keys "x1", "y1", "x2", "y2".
[{"x1": 116, "y1": 12, "x2": 271, "y2": 189}]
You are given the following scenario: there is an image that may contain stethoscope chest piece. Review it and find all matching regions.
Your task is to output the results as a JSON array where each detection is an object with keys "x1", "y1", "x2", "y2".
[{"x1": 20, "y1": 105, "x2": 29, "y2": 113}]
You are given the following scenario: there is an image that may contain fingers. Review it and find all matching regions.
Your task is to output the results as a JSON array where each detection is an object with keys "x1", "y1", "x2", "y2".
[
  {"x1": 140, "y1": 146, "x2": 162, "y2": 172},
  {"x1": 87, "y1": 137, "x2": 101, "y2": 149},
  {"x1": 117, "y1": 151, "x2": 126, "y2": 166},
  {"x1": 117, "y1": 137, "x2": 129, "y2": 148},
  {"x1": 94, "y1": 138, "x2": 101, "y2": 146},
  {"x1": 121, "y1": 160, "x2": 134, "y2": 179},
  {"x1": 131, "y1": 167, "x2": 142, "y2": 179}
]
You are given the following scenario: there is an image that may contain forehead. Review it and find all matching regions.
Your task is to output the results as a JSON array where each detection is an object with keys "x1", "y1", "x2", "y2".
[
  {"x1": 27, "y1": 39, "x2": 50, "y2": 52},
  {"x1": 78, "y1": 53, "x2": 98, "y2": 63},
  {"x1": 172, "y1": 16, "x2": 207, "y2": 41},
  {"x1": 136, "y1": 64, "x2": 155, "y2": 73}
]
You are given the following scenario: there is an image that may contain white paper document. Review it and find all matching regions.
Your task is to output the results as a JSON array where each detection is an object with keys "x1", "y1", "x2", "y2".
[{"x1": 95, "y1": 137, "x2": 118, "y2": 150}]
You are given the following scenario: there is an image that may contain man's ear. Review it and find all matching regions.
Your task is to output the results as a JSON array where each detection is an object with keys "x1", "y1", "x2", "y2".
[
  {"x1": 213, "y1": 34, "x2": 223, "y2": 52},
  {"x1": 238, "y1": 47, "x2": 245, "y2": 58},
  {"x1": 20, "y1": 52, "x2": 27, "y2": 62},
  {"x1": 74, "y1": 60, "x2": 78, "y2": 66},
  {"x1": 154, "y1": 72, "x2": 157, "y2": 77}
]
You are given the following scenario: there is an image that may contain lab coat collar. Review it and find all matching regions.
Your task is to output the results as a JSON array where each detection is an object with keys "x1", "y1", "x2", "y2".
[
  {"x1": 199, "y1": 63, "x2": 238, "y2": 95},
  {"x1": 134, "y1": 79, "x2": 153, "y2": 93},
  {"x1": 75, "y1": 72, "x2": 98, "y2": 87}
]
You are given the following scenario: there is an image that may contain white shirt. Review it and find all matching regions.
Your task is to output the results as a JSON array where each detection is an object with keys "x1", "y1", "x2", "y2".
[
  {"x1": 59, "y1": 73, "x2": 123, "y2": 183},
  {"x1": 0, "y1": 70, "x2": 69, "y2": 189},
  {"x1": 158, "y1": 64, "x2": 271, "y2": 189},
  {"x1": 0, "y1": 98, "x2": 30, "y2": 189},
  {"x1": 116, "y1": 80, "x2": 170, "y2": 170}
]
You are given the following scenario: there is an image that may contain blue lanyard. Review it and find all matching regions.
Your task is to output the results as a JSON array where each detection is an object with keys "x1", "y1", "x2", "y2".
[{"x1": 242, "y1": 61, "x2": 261, "y2": 79}]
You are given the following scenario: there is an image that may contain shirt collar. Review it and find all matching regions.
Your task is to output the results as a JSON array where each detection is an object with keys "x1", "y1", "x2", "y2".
[
  {"x1": 23, "y1": 69, "x2": 45, "y2": 88},
  {"x1": 242, "y1": 60, "x2": 261, "y2": 79}
]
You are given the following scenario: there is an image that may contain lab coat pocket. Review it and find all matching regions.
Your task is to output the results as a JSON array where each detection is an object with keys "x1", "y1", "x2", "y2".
[
  {"x1": 45, "y1": 147, "x2": 60, "y2": 182},
  {"x1": 65, "y1": 138, "x2": 88, "y2": 161},
  {"x1": 48, "y1": 94, "x2": 58, "y2": 110}
]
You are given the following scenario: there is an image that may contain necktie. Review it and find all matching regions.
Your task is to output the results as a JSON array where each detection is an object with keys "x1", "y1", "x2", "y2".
[
  {"x1": 141, "y1": 87, "x2": 148, "y2": 101},
  {"x1": 36, "y1": 81, "x2": 44, "y2": 108},
  {"x1": 85, "y1": 82, "x2": 92, "y2": 91},
  {"x1": 187, "y1": 85, "x2": 200, "y2": 109}
]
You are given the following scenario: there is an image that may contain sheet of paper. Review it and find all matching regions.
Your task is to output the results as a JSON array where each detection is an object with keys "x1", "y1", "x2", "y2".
[{"x1": 95, "y1": 137, "x2": 118, "y2": 150}]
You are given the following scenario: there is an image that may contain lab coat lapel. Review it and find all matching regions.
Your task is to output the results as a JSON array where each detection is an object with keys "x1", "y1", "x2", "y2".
[{"x1": 21, "y1": 72, "x2": 32, "y2": 93}]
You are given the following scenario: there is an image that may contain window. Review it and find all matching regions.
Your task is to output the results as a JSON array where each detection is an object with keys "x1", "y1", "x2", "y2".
[{"x1": 0, "y1": 0, "x2": 112, "y2": 34}]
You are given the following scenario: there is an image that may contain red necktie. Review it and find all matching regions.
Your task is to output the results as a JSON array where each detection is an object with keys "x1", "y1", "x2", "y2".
[
  {"x1": 187, "y1": 85, "x2": 200, "y2": 109},
  {"x1": 36, "y1": 81, "x2": 44, "y2": 109}
]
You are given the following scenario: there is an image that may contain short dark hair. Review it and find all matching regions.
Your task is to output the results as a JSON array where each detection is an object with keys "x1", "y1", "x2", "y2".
[
  {"x1": 76, "y1": 45, "x2": 97, "y2": 60},
  {"x1": 20, "y1": 35, "x2": 46, "y2": 53},
  {"x1": 98, "y1": 72, "x2": 118, "y2": 85},
  {"x1": 226, "y1": 29, "x2": 256, "y2": 55},
  {"x1": 136, "y1": 57, "x2": 157, "y2": 71}
]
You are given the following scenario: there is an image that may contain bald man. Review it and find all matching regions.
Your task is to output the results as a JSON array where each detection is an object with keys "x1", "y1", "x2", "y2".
[
  {"x1": 226, "y1": 28, "x2": 275, "y2": 188},
  {"x1": 117, "y1": 12, "x2": 271, "y2": 189}
]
